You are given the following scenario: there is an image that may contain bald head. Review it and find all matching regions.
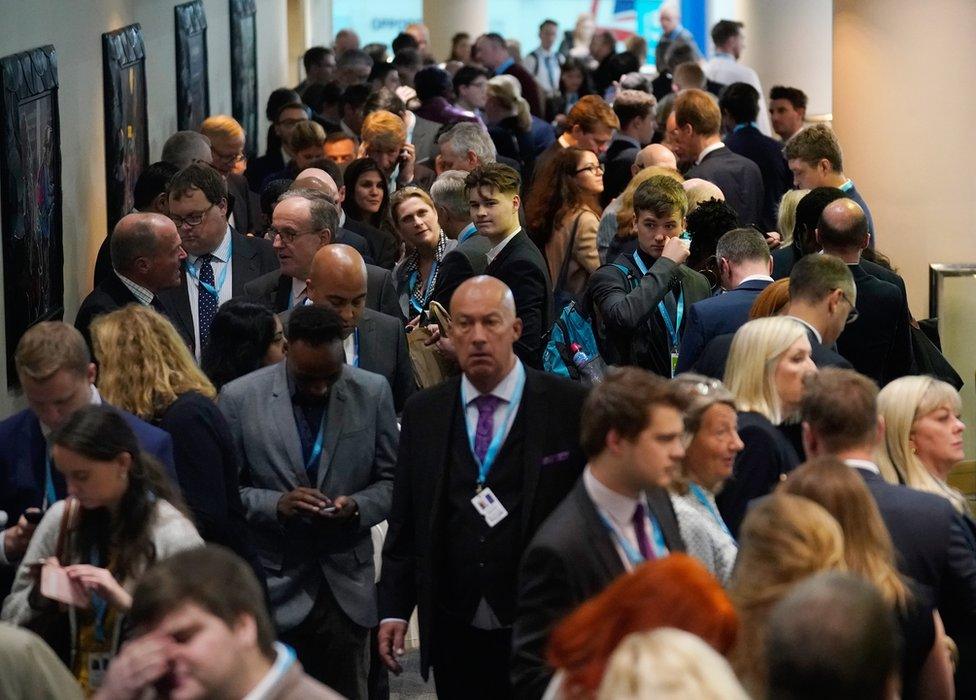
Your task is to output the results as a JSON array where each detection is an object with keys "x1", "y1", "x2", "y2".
[
  {"x1": 294, "y1": 168, "x2": 340, "y2": 201},
  {"x1": 110, "y1": 212, "x2": 185, "y2": 291},
  {"x1": 161, "y1": 131, "x2": 212, "y2": 169},
  {"x1": 450, "y1": 276, "x2": 521, "y2": 392},
  {"x1": 451, "y1": 276, "x2": 516, "y2": 319},
  {"x1": 683, "y1": 178, "x2": 725, "y2": 213},
  {"x1": 817, "y1": 198, "x2": 869, "y2": 254},
  {"x1": 633, "y1": 143, "x2": 677, "y2": 173},
  {"x1": 306, "y1": 244, "x2": 367, "y2": 336}
]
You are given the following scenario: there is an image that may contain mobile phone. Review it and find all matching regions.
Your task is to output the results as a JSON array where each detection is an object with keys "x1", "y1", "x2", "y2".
[
  {"x1": 23, "y1": 509, "x2": 43, "y2": 525},
  {"x1": 320, "y1": 505, "x2": 338, "y2": 514}
]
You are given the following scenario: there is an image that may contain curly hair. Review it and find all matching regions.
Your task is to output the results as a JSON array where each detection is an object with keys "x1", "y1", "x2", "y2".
[
  {"x1": 525, "y1": 147, "x2": 599, "y2": 248},
  {"x1": 685, "y1": 198, "x2": 739, "y2": 273},
  {"x1": 91, "y1": 305, "x2": 216, "y2": 420}
]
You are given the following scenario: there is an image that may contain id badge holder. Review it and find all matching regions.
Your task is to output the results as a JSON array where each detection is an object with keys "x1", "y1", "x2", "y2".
[
  {"x1": 471, "y1": 487, "x2": 509, "y2": 527},
  {"x1": 670, "y1": 346, "x2": 679, "y2": 378}
]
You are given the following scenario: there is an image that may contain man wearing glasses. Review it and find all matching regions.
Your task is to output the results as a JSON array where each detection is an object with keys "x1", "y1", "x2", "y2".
[
  {"x1": 818, "y1": 199, "x2": 913, "y2": 385},
  {"x1": 159, "y1": 163, "x2": 278, "y2": 358},
  {"x1": 201, "y1": 115, "x2": 262, "y2": 236}
]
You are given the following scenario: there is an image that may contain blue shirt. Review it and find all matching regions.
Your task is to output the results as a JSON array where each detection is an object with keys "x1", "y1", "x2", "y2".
[{"x1": 495, "y1": 58, "x2": 515, "y2": 75}]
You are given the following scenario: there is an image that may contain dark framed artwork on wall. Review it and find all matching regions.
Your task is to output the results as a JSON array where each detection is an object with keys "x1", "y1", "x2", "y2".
[
  {"x1": 175, "y1": 0, "x2": 210, "y2": 130},
  {"x1": 102, "y1": 24, "x2": 149, "y2": 235},
  {"x1": 230, "y1": 0, "x2": 258, "y2": 161},
  {"x1": 0, "y1": 45, "x2": 64, "y2": 387}
]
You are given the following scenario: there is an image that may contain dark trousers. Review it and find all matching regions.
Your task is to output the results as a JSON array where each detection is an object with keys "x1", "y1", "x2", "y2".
[
  {"x1": 432, "y1": 611, "x2": 514, "y2": 699},
  {"x1": 280, "y1": 581, "x2": 368, "y2": 700}
]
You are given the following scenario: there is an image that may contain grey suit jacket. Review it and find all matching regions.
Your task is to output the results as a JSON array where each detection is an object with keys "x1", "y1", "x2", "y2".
[
  {"x1": 411, "y1": 115, "x2": 441, "y2": 164},
  {"x1": 219, "y1": 362, "x2": 398, "y2": 630}
]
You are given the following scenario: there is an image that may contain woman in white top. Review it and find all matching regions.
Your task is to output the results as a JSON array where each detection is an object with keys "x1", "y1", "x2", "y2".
[
  {"x1": 669, "y1": 374, "x2": 743, "y2": 584},
  {"x1": 1, "y1": 405, "x2": 202, "y2": 694}
]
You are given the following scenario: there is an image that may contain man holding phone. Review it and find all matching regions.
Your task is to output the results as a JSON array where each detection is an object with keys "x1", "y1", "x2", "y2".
[{"x1": 360, "y1": 110, "x2": 415, "y2": 192}]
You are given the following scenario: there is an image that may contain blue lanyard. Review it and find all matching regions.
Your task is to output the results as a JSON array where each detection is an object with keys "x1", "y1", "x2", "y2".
[
  {"x1": 348, "y1": 328, "x2": 360, "y2": 368},
  {"x1": 461, "y1": 370, "x2": 525, "y2": 488},
  {"x1": 89, "y1": 545, "x2": 109, "y2": 643},
  {"x1": 631, "y1": 253, "x2": 684, "y2": 350},
  {"x1": 185, "y1": 235, "x2": 233, "y2": 299},
  {"x1": 596, "y1": 507, "x2": 668, "y2": 567},
  {"x1": 43, "y1": 454, "x2": 57, "y2": 508},
  {"x1": 459, "y1": 223, "x2": 478, "y2": 243},
  {"x1": 733, "y1": 122, "x2": 757, "y2": 133},
  {"x1": 305, "y1": 413, "x2": 327, "y2": 475},
  {"x1": 839, "y1": 178, "x2": 853, "y2": 192},
  {"x1": 408, "y1": 261, "x2": 439, "y2": 313},
  {"x1": 690, "y1": 484, "x2": 733, "y2": 538}
]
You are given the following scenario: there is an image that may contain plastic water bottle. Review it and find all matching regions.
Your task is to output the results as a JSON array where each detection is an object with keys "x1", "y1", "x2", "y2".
[{"x1": 569, "y1": 343, "x2": 607, "y2": 384}]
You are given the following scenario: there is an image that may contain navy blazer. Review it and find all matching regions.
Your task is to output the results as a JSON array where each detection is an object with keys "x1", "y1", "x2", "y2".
[
  {"x1": 686, "y1": 146, "x2": 765, "y2": 229},
  {"x1": 724, "y1": 124, "x2": 792, "y2": 232},
  {"x1": 676, "y1": 278, "x2": 771, "y2": 374},
  {"x1": 693, "y1": 325, "x2": 852, "y2": 380}
]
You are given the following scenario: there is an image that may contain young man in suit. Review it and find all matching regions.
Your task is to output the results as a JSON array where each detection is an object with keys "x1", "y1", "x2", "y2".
[
  {"x1": 378, "y1": 276, "x2": 588, "y2": 699},
  {"x1": 474, "y1": 33, "x2": 545, "y2": 118},
  {"x1": 466, "y1": 163, "x2": 552, "y2": 369},
  {"x1": 601, "y1": 90, "x2": 657, "y2": 207},
  {"x1": 75, "y1": 212, "x2": 187, "y2": 349},
  {"x1": 720, "y1": 82, "x2": 792, "y2": 232},
  {"x1": 158, "y1": 164, "x2": 279, "y2": 358},
  {"x1": 98, "y1": 546, "x2": 343, "y2": 699},
  {"x1": 245, "y1": 102, "x2": 309, "y2": 193},
  {"x1": 587, "y1": 175, "x2": 711, "y2": 378},
  {"x1": 523, "y1": 19, "x2": 563, "y2": 97},
  {"x1": 511, "y1": 368, "x2": 687, "y2": 697},
  {"x1": 784, "y1": 123, "x2": 876, "y2": 246},
  {"x1": 669, "y1": 89, "x2": 765, "y2": 228},
  {"x1": 676, "y1": 227, "x2": 772, "y2": 372},
  {"x1": 0, "y1": 323, "x2": 176, "y2": 594},
  {"x1": 305, "y1": 244, "x2": 415, "y2": 412},
  {"x1": 768, "y1": 85, "x2": 807, "y2": 143},
  {"x1": 801, "y1": 368, "x2": 976, "y2": 696},
  {"x1": 533, "y1": 96, "x2": 619, "y2": 183},
  {"x1": 219, "y1": 305, "x2": 398, "y2": 700}
]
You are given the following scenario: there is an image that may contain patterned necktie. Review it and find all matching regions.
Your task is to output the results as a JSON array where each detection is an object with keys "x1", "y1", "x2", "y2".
[
  {"x1": 198, "y1": 254, "x2": 218, "y2": 348},
  {"x1": 472, "y1": 394, "x2": 503, "y2": 463},
  {"x1": 632, "y1": 502, "x2": 655, "y2": 560}
]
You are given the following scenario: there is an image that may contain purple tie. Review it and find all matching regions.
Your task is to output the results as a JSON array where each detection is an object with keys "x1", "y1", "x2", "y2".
[
  {"x1": 632, "y1": 502, "x2": 655, "y2": 560},
  {"x1": 472, "y1": 394, "x2": 503, "y2": 463}
]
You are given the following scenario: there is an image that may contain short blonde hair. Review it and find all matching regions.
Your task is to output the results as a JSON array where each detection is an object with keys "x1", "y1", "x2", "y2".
[
  {"x1": 361, "y1": 110, "x2": 406, "y2": 151},
  {"x1": 487, "y1": 75, "x2": 531, "y2": 132},
  {"x1": 725, "y1": 317, "x2": 808, "y2": 424},
  {"x1": 597, "y1": 628, "x2": 750, "y2": 700},
  {"x1": 776, "y1": 188, "x2": 808, "y2": 245},
  {"x1": 15, "y1": 322, "x2": 90, "y2": 381},
  {"x1": 200, "y1": 115, "x2": 244, "y2": 142},
  {"x1": 390, "y1": 185, "x2": 435, "y2": 222},
  {"x1": 876, "y1": 376, "x2": 967, "y2": 512},
  {"x1": 288, "y1": 120, "x2": 326, "y2": 151},
  {"x1": 91, "y1": 306, "x2": 216, "y2": 420},
  {"x1": 615, "y1": 166, "x2": 684, "y2": 237}
]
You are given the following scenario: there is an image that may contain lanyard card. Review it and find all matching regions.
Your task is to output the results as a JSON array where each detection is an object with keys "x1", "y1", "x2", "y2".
[{"x1": 471, "y1": 487, "x2": 508, "y2": 527}]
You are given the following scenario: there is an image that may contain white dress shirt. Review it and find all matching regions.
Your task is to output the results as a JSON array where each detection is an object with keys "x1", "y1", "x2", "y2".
[
  {"x1": 343, "y1": 330, "x2": 358, "y2": 367},
  {"x1": 242, "y1": 642, "x2": 294, "y2": 700},
  {"x1": 186, "y1": 226, "x2": 234, "y2": 357},
  {"x1": 289, "y1": 276, "x2": 306, "y2": 309},
  {"x1": 695, "y1": 141, "x2": 725, "y2": 165},
  {"x1": 787, "y1": 315, "x2": 822, "y2": 344},
  {"x1": 485, "y1": 228, "x2": 521, "y2": 266},
  {"x1": 704, "y1": 53, "x2": 772, "y2": 135},
  {"x1": 460, "y1": 359, "x2": 525, "y2": 451},
  {"x1": 525, "y1": 48, "x2": 562, "y2": 95},
  {"x1": 582, "y1": 467, "x2": 666, "y2": 571}
]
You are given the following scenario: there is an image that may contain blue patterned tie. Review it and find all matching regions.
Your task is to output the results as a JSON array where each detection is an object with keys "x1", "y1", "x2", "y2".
[{"x1": 198, "y1": 254, "x2": 218, "y2": 348}]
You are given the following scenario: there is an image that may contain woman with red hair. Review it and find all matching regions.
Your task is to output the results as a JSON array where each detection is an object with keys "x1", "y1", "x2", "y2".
[{"x1": 543, "y1": 553, "x2": 738, "y2": 699}]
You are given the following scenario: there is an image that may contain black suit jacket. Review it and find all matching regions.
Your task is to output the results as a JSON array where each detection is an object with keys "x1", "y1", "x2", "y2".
[
  {"x1": 74, "y1": 273, "x2": 188, "y2": 349},
  {"x1": 431, "y1": 234, "x2": 491, "y2": 309},
  {"x1": 226, "y1": 173, "x2": 261, "y2": 235},
  {"x1": 244, "y1": 264, "x2": 401, "y2": 320},
  {"x1": 334, "y1": 226, "x2": 373, "y2": 264},
  {"x1": 344, "y1": 218, "x2": 398, "y2": 270},
  {"x1": 836, "y1": 264, "x2": 912, "y2": 385},
  {"x1": 485, "y1": 232, "x2": 553, "y2": 369},
  {"x1": 771, "y1": 242, "x2": 800, "y2": 280},
  {"x1": 511, "y1": 479, "x2": 684, "y2": 697},
  {"x1": 157, "y1": 229, "x2": 279, "y2": 353},
  {"x1": 723, "y1": 125, "x2": 792, "y2": 231},
  {"x1": 693, "y1": 325, "x2": 853, "y2": 380},
  {"x1": 357, "y1": 308, "x2": 415, "y2": 413},
  {"x1": 378, "y1": 369, "x2": 588, "y2": 678},
  {"x1": 686, "y1": 145, "x2": 765, "y2": 228},
  {"x1": 601, "y1": 136, "x2": 640, "y2": 207}
]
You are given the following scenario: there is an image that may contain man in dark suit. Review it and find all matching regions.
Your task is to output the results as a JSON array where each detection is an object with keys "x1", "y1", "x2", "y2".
[
  {"x1": 771, "y1": 186, "x2": 846, "y2": 280},
  {"x1": 601, "y1": 90, "x2": 656, "y2": 207},
  {"x1": 243, "y1": 189, "x2": 400, "y2": 319},
  {"x1": 463, "y1": 164, "x2": 552, "y2": 369},
  {"x1": 430, "y1": 170, "x2": 492, "y2": 308},
  {"x1": 245, "y1": 102, "x2": 310, "y2": 193},
  {"x1": 800, "y1": 368, "x2": 976, "y2": 696},
  {"x1": 474, "y1": 33, "x2": 545, "y2": 118},
  {"x1": 586, "y1": 175, "x2": 711, "y2": 378},
  {"x1": 76, "y1": 213, "x2": 188, "y2": 349},
  {"x1": 201, "y1": 115, "x2": 263, "y2": 235},
  {"x1": 676, "y1": 227, "x2": 773, "y2": 373},
  {"x1": 157, "y1": 164, "x2": 279, "y2": 358},
  {"x1": 719, "y1": 82, "x2": 792, "y2": 232},
  {"x1": 220, "y1": 305, "x2": 398, "y2": 700},
  {"x1": 588, "y1": 30, "x2": 639, "y2": 96},
  {"x1": 511, "y1": 368, "x2": 687, "y2": 697},
  {"x1": 0, "y1": 323, "x2": 177, "y2": 594},
  {"x1": 377, "y1": 277, "x2": 588, "y2": 698},
  {"x1": 306, "y1": 245, "x2": 415, "y2": 412},
  {"x1": 669, "y1": 89, "x2": 764, "y2": 228},
  {"x1": 692, "y1": 253, "x2": 855, "y2": 379},
  {"x1": 818, "y1": 199, "x2": 913, "y2": 385}
]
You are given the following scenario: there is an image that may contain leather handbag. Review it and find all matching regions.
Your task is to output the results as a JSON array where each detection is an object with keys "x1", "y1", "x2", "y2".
[{"x1": 406, "y1": 301, "x2": 457, "y2": 389}]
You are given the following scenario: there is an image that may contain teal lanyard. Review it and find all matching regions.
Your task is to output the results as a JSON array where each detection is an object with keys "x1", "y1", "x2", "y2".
[
  {"x1": 596, "y1": 508, "x2": 668, "y2": 567},
  {"x1": 733, "y1": 122, "x2": 757, "y2": 132},
  {"x1": 690, "y1": 483, "x2": 733, "y2": 538},
  {"x1": 305, "y1": 413, "x2": 327, "y2": 475},
  {"x1": 631, "y1": 253, "x2": 684, "y2": 351},
  {"x1": 461, "y1": 370, "x2": 525, "y2": 488},
  {"x1": 89, "y1": 545, "x2": 109, "y2": 643},
  {"x1": 839, "y1": 178, "x2": 853, "y2": 192},
  {"x1": 43, "y1": 454, "x2": 57, "y2": 508},
  {"x1": 185, "y1": 236, "x2": 233, "y2": 299},
  {"x1": 408, "y1": 261, "x2": 439, "y2": 314}
]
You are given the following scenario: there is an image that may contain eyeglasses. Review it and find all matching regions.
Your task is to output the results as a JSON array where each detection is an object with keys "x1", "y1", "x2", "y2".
[
  {"x1": 212, "y1": 149, "x2": 245, "y2": 164},
  {"x1": 575, "y1": 164, "x2": 604, "y2": 175},
  {"x1": 839, "y1": 291, "x2": 859, "y2": 325},
  {"x1": 171, "y1": 204, "x2": 215, "y2": 229},
  {"x1": 267, "y1": 227, "x2": 319, "y2": 244}
]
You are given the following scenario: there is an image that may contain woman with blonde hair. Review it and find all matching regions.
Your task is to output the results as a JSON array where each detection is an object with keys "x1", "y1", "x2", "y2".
[
  {"x1": 669, "y1": 374, "x2": 742, "y2": 584},
  {"x1": 877, "y1": 375, "x2": 970, "y2": 514},
  {"x1": 90, "y1": 306, "x2": 261, "y2": 577},
  {"x1": 780, "y1": 457, "x2": 955, "y2": 699},
  {"x1": 717, "y1": 317, "x2": 816, "y2": 536},
  {"x1": 485, "y1": 75, "x2": 535, "y2": 173},
  {"x1": 729, "y1": 493, "x2": 845, "y2": 697},
  {"x1": 776, "y1": 188, "x2": 808, "y2": 246},
  {"x1": 597, "y1": 628, "x2": 749, "y2": 700}
]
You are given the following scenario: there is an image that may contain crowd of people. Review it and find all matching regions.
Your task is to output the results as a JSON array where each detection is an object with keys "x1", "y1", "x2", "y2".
[{"x1": 0, "y1": 4, "x2": 972, "y2": 700}]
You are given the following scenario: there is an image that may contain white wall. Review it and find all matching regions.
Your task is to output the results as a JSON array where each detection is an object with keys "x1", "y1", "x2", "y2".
[{"x1": 0, "y1": 0, "x2": 289, "y2": 414}]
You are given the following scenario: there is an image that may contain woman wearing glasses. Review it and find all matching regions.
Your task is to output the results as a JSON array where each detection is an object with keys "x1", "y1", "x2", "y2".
[{"x1": 525, "y1": 147, "x2": 603, "y2": 308}]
